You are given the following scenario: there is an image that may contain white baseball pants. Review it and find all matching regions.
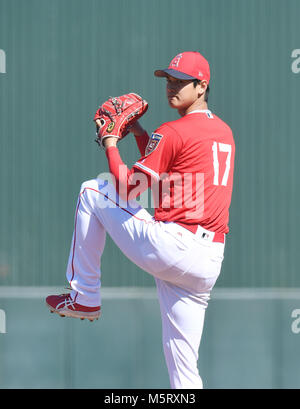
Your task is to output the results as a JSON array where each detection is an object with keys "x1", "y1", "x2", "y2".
[{"x1": 66, "y1": 178, "x2": 225, "y2": 389}]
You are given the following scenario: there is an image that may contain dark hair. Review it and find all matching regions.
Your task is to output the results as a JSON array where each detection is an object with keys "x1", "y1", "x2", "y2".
[{"x1": 193, "y1": 79, "x2": 209, "y2": 102}]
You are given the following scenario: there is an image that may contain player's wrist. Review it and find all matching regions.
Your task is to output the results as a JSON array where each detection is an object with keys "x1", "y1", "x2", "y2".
[{"x1": 103, "y1": 137, "x2": 118, "y2": 150}]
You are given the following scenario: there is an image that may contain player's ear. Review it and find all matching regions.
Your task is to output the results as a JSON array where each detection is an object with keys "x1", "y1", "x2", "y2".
[{"x1": 197, "y1": 80, "x2": 208, "y2": 99}]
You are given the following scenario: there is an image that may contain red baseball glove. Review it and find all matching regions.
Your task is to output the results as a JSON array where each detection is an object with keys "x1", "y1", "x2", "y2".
[{"x1": 94, "y1": 93, "x2": 148, "y2": 148}]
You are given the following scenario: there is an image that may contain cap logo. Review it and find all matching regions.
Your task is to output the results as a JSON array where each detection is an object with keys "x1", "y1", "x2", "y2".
[{"x1": 170, "y1": 53, "x2": 183, "y2": 68}]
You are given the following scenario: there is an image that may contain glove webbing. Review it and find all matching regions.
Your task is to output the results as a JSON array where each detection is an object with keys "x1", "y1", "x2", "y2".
[{"x1": 110, "y1": 97, "x2": 123, "y2": 115}]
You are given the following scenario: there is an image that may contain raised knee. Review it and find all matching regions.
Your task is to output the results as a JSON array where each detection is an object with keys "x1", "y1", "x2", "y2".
[{"x1": 80, "y1": 179, "x2": 99, "y2": 193}]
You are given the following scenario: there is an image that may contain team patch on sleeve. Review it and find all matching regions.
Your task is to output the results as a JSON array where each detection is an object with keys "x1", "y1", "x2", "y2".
[{"x1": 145, "y1": 133, "x2": 163, "y2": 156}]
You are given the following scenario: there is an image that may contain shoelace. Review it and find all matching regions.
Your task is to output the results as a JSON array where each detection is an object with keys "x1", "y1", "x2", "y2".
[{"x1": 56, "y1": 294, "x2": 76, "y2": 311}]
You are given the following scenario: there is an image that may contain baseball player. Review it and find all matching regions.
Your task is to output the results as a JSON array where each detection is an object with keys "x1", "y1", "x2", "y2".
[{"x1": 46, "y1": 51, "x2": 235, "y2": 389}]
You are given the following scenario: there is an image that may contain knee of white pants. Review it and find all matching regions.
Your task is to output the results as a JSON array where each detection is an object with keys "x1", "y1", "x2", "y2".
[
  {"x1": 80, "y1": 178, "x2": 99, "y2": 193},
  {"x1": 78, "y1": 178, "x2": 125, "y2": 219},
  {"x1": 79, "y1": 179, "x2": 112, "y2": 207}
]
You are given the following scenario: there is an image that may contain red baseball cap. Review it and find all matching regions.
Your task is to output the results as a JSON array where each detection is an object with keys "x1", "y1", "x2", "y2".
[{"x1": 154, "y1": 51, "x2": 210, "y2": 84}]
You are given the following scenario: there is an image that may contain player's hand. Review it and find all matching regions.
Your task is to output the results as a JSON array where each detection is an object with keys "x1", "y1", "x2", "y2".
[{"x1": 95, "y1": 120, "x2": 118, "y2": 149}]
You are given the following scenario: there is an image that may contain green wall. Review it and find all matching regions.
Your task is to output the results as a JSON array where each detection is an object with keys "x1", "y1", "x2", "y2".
[{"x1": 1, "y1": 0, "x2": 300, "y2": 287}]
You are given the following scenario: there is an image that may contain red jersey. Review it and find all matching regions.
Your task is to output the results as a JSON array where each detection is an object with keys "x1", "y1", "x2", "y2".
[{"x1": 133, "y1": 110, "x2": 235, "y2": 233}]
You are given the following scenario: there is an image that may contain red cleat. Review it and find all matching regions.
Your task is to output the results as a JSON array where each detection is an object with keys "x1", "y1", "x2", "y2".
[{"x1": 46, "y1": 293, "x2": 101, "y2": 321}]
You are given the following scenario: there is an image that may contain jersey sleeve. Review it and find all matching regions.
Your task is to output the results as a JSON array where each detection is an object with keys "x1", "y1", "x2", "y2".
[
  {"x1": 105, "y1": 146, "x2": 152, "y2": 201},
  {"x1": 132, "y1": 123, "x2": 182, "y2": 181},
  {"x1": 134, "y1": 131, "x2": 149, "y2": 156}
]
